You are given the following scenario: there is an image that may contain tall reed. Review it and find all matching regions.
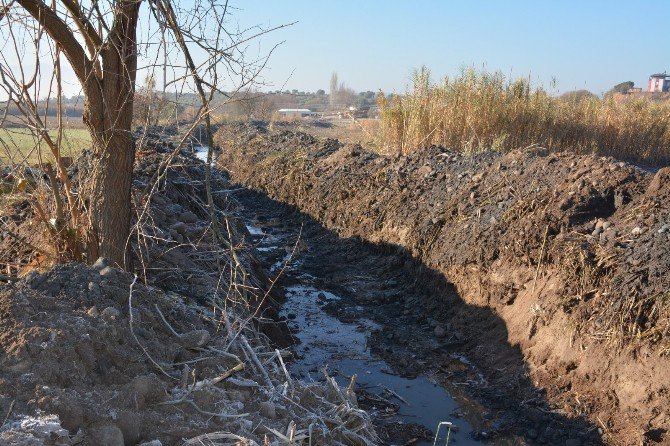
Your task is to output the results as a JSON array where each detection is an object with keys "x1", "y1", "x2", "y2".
[{"x1": 378, "y1": 67, "x2": 670, "y2": 164}]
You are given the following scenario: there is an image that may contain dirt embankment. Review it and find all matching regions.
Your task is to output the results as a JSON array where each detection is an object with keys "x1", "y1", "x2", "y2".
[
  {"x1": 218, "y1": 124, "x2": 670, "y2": 445},
  {"x1": 0, "y1": 141, "x2": 377, "y2": 445}
]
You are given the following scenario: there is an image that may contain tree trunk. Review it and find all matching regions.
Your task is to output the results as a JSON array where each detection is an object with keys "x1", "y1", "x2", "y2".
[
  {"x1": 84, "y1": 2, "x2": 141, "y2": 268},
  {"x1": 87, "y1": 131, "x2": 136, "y2": 268},
  {"x1": 15, "y1": 0, "x2": 142, "y2": 269}
]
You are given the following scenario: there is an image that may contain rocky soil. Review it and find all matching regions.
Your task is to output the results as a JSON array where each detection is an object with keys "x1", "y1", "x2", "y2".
[
  {"x1": 218, "y1": 123, "x2": 670, "y2": 446},
  {"x1": 0, "y1": 141, "x2": 377, "y2": 445}
]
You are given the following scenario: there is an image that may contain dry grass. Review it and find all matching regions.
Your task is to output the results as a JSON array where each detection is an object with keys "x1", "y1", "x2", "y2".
[
  {"x1": 378, "y1": 67, "x2": 670, "y2": 164},
  {"x1": 272, "y1": 119, "x2": 379, "y2": 148}
]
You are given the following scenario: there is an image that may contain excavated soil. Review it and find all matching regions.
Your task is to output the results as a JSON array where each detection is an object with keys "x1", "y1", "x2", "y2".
[
  {"x1": 0, "y1": 141, "x2": 378, "y2": 445},
  {"x1": 218, "y1": 123, "x2": 670, "y2": 446}
]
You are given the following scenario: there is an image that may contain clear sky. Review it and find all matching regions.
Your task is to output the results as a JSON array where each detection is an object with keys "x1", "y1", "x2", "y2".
[
  {"x1": 1, "y1": 0, "x2": 667, "y2": 99},
  {"x1": 231, "y1": 0, "x2": 669, "y2": 95}
]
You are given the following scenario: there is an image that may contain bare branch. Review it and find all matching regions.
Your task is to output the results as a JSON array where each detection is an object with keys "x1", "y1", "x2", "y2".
[{"x1": 15, "y1": 0, "x2": 97, "y2": 91}]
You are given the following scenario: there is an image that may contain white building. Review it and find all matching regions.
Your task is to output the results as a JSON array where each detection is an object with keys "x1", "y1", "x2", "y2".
[
  {"x1": 647, "y1": 72, "x2": 670, "y2": 93},
  {"x1": 276, "y1": 108, "x2": 314, "y2": 119}
]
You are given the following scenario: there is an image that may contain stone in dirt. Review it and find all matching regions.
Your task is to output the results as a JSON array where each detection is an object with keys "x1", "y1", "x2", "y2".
[
  {"x1": 645, "y1": 166, "x2": 670, "y2": 196},
  {"x1": 178, "y1": 329, "x2": 211, "y2": 349},
  {"x1": 101, "y1": 306, "x2": 121, "y2": 320},
  {"x1": 179, "y1": 211, "x2": 199, "y2": 223},
  {"x1": 434, "y1": 325, "x2": 447, "y2": 338},
  {"x1": 87, "y1": 422, "x2": 124, "y2": 446},
  {"x1": 170, "y1": 221, "x2": 188, "y2": 235},
  {"x1": 98, "y1": 265, "x2": 116, "y2": 277},
  {"x1": 259, "y1": 401, "x2": 277, "y2": 419}
]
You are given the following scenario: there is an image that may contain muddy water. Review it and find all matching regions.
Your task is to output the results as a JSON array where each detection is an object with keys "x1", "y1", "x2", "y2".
[
  {"x1": 196, "y1": 146, "x2": 485, "y2": 443},
  {"x1": 194, "y1": 145, "x2": 209, "y2": 162},
  {"x1": 194, "y1": 145, "x2": 221, "y2": 165},
  {"x1": 247, "y1": 221, "x2": 485, "y2": 446}
]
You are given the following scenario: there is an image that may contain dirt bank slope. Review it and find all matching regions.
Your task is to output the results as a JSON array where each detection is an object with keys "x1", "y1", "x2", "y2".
[{"x1": 219, "y1": 124, "x2": 670, "y2": 445}]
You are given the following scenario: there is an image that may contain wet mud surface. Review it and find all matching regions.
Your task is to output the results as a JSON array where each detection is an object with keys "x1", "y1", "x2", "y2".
[{"x1": 234, "y1": 189, "x2": 601, "y2": 446}]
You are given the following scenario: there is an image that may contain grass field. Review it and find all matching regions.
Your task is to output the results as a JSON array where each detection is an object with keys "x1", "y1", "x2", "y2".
[{"x1": 0, "y1": 128, "x2": 91, "y2": 165}]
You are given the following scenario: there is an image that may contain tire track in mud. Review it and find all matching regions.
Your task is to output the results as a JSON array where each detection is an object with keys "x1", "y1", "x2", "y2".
[{"x1": 233, "y1": 188, "x2": 601, "y2": 446}]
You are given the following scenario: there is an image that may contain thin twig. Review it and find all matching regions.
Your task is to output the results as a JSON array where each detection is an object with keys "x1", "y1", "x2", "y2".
[{"x1": 154, "y1": 303, "x2": 181, "y2": 338}]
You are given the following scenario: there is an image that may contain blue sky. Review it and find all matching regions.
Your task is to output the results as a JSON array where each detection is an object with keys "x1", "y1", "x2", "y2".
[{"x1": 231, "y1": 0, "x2": 669, "y2": 95}]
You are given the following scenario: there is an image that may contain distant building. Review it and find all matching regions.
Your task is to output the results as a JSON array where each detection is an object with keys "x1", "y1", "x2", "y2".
[
  {"x1": 647, "y1": 72, "x2": 670, "y2": 93},
  {"x1": 276, "y1": 108, "x2": 314, "y2": 119},
  {"x1": 626, "y1": 87, "x2": 643, "y2": 94}
]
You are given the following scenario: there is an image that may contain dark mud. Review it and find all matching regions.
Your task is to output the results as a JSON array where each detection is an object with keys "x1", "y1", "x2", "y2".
[{"x1": 233, "y1": 188, "x2": 602, "y2": 446}]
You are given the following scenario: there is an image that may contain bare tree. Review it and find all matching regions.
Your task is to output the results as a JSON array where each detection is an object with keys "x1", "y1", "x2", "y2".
[
  {"x1": 329, "y1": 71, "x2": 339, "y2": 109},
  {"x1": 229, "y1": 89, "x2": 275, "y2": 120},
  {"x1": 328, "y1": 71, "x2": 357, "y2": 110},
  {"x1": 0, "y1": 0, "x2": 291, "y2": 268},
  {"x1": 134, "y1": 75, "x2": 169, "y2": 127},
  {"x1": 0, "y1": 0, "x2": 143, "y2": 267}
]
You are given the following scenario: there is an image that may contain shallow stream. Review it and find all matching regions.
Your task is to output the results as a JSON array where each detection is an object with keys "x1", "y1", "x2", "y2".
[
  {"x1": 248, "y1": 221, "x2": 485, "y2": 445},
  {"x1": 196, "y1": 145, "x2": 485, "y2": 444}
]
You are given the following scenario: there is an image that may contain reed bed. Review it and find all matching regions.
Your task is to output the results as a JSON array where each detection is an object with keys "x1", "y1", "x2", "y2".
[{"x1": 378, "y1": 67, "x2": 670, "y2": 164}]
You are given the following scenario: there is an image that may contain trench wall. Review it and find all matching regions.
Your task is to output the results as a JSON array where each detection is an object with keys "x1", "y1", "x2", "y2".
[{"x1": 218, "y1": 126, "x2": 670, "y2": 445}]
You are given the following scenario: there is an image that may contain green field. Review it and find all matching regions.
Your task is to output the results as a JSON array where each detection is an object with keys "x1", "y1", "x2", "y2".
[{"x1": 0, "y1": 128, "x2": 91, "y2": 165}]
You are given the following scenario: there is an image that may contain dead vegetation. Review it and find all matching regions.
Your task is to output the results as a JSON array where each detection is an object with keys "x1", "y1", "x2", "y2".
[
  {"x1": 0, "y1": 142, "x2": 378, "y2": 445},
  {"x1": 377, "y1": 67, "x2": 670, "y2": 164},
  {"x1": 0, "y1": 263, "x2": 378, "y2": 445}
]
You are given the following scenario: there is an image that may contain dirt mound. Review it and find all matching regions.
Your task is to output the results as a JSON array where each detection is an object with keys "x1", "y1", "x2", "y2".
[
  {"x1": 0, "y1": 142, "x2": 377, "y2": 445},
  {"x1": 219, "y1": 125, "x2": 670, "y2": 445},
  {"x1": 0, "y1": 263, "x2": 375, "y2": 445}
]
